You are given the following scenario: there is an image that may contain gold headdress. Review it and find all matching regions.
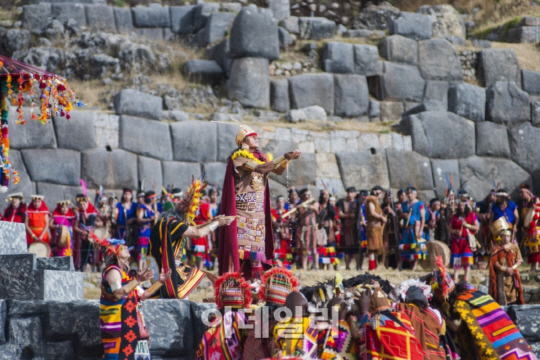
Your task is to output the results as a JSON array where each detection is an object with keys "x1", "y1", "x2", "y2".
[{"x1": 211, "y1": 117, "x2": 257, "y2": 149}]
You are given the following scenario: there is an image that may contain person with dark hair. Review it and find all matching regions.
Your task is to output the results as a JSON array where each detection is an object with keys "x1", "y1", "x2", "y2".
[
  {"x1": 365, "y1": 185, "x2": 387, "y2": 270},
  {"x1": 318, "y1": 189, "x2": 339, "y2": 269},
  {"x1": 74, "y1": 194, "x2": 101, "y2": 271},
  {"x1": 114, "y1": 188, "x2": 138, "y2": 241},
  {"x1": 50, "y1": 200, "x2": 76, "y2": 257},
  {"x1": 25, "y1": 195, "x2": 50, "y2": 248},
  {"x1": 490, "y1": 189, "x2": 519, "y2": 242},
  {"x1": 395, "y1": 280, "x2": 447, "y2": 360},
  {"x1": 150, "y1": 179, "x2": 234, "y2": 300},
  {"x1": 399, "y1": 187, "x2": 427, "y2": 271},
  {"x1": 519, "y1": 184, "x2": 540, "y2": 272},
  {"x1": 3, "y1": 192, "x2": 26, "y2": 223},
  {"x1": 382, "y1": 191, "x2": 400, "y2": 269},
  {"x1": 450, "y1": 199, "x2": 479, "y2": 282},
  {"x1": 271, "y1": 195, "x2": 293, "y2": 269},
  {"x1": 475, "y1": 190, "x2": 497, "y2": 269},
  {"x1": 338, "y1": 186, "x2": 360, "y2": 270},
  {"x1": 208, "y1": 188, "x2": 220, "y2": 270},
  {"x1": 136, "y1": 191, "x2": 159, "y2": 264},
  {"x1": 297, "y1": 188, "x2": 320, "y2": 270},
  {"x1": 99, "y1": 237, "x2": 171, "y2": 360},
  {"x1": 285, "y1": 187, "x2": 299, "y2": 211},
  {"x1": 425, "y1": 198, "x2": 441, "y2": 241}
]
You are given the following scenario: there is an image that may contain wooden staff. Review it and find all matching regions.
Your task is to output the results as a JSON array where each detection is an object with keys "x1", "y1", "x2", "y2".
[{"x1": 281, "y1": 198, "x2": 316, "y2": 219}]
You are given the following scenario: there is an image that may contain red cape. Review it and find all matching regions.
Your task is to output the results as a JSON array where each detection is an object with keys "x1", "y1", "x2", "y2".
[{"x1": 218, "y1": 159, "x2": 274, "y2": 279}]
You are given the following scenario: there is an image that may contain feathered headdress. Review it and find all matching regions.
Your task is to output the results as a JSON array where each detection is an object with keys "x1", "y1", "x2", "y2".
[
  {"x1": 431, "y1": 255, "x2": 455, "y2": 300},
  {"x1": 214, "y1": 272, "x2": 252, "y2": 310},
  {"x1": 87, "y1": 231, "x2": 126, "y2": 258},
  {"x1": 399, "y1": 279, "x2": 432, "y2": 302},
  {"x1": 258, "y1": 267, "x2": 298, "y2": 305},
  {"x1": 176, "y1": 166, "x2": 207, "y2": 225}
]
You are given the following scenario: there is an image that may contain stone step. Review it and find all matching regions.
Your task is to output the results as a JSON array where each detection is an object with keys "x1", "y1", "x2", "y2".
[
  {"x1": 0, "y1": 222, "x2": 26, "y2": 255},
  {"x1": 0, "y1": 254, "x2": 83, "y2": 301}
]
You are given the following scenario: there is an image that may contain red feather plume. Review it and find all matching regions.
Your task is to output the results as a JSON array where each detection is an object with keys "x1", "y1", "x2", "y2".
[
  {"x1": 258, "y1": 267, "x2": 298, "y2": 303},
  {"x1": 214, "y1": 272, "x2": 252, "y2": 309}
]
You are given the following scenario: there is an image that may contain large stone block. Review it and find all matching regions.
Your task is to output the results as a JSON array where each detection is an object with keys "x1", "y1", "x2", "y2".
[
  {"x1": 336, "y1": 151, "x2": 389, "y2": 189},
  {"x1": 522, "y1": 69, "x2": 540, "y2": 96},
  {"x1": 486, "y1": 81, "x2": 529, "y2": 124},
  {"x1": 507, "y1": 305, "x2": 540, "y2": 344},
  {"x1": 430, "y1": 159, "x2": 460, "y2": 198},
  {"x1": 42, "y1": 270, "x2": 83, "y2": 301},
  {"x1": 370, "y1": 62, "x2": 425, "y2": 102},
  {"x1": 36, "y1": 183, "x2": 94, "y2": 209},
  {"x1": 417, "y1": 4, "x2": 466, "y2": 39},
  {"x1": 203, "y1": 162, "x2": 227, "y2": 192},
  {"x1": 280, "y1": 16, "x2": 299, "y2": 34},
  {"x1": 402, "y1": 111, "x2": 475, "y2": 159},
  {"x1": 8, "y1": 107, "x2": 56, "y2": 149},
  {"x1": 119, "y1": 115, "x2": 172, "y2": 161},
  {"x1": 424, "y1": 81, "x2": 449, "y2": 107},
  {"x1": 0, "y1": 151, "x2": 35, "y2": 204},
  {"x1": 228, "y1": 57, "x2": 270, "y2": 109},
  {"x1": 478, "y1": 49, "x2": 521, "y2": 87},
  {"x1": 22, "y1": 4, "x2": 52, "y2": 34},
  {"x1": 448, "y1": 83, "x2": 485, "y2": 122},
  {"x1": 353, "y1": 44, "x2": 383, "y2": 76},
  {"x1": 170, "y1": 5, "x2": 195, "y2": 34},
  {"x1": 0, "y1": 300, "x2": 5, "y2": 345},
  {"x1": 22, "y1": 149, "x2": 80, "y2": 186},
  {"x1": 9, "y1": 316, "x2": 42, "y2": 354},
  {"x1": 162, "y1": 161, "x2": 202, "y2": 193},
  {"x1": 142, "y1": 300, "x2": 193, "y2": 356},
  {"x1": 114, "y1": 89, "x2": 162, "y2": 120},
  {"x1": 53, "y1": 111, "x2": 96, "y2": 151},
  {"x1": 269, "y1": 0, "x2": 290, "y2": 21},
  {"x1": 44, "y1": 300, "x2": 101, "y2": 355},
  {"x1": 322, "y1": 42, "x2": 354, "y2": 74},
  {"x1": 378, "y1": 35, "x2": 418, "y2": 65},
  {"x1": 0, "y1": 222, "x2": 26, "y2": 256},
  {"x1": 51, "y1": 3, "x2": 87, "y2": 26},
  {"x1": 82, "y1": 148, "x2": 138, "y2": 189},
  {"x1": 271, "y1": 79, "x2": 290, "y2": 113},
  {"x1": 208, "y1": 39, "x2": 233, "y2": 77},
  {"x1": 389, "y1": 12, "x2": 432, "y2": 40},
  {"x1": 230, "y1": 6, "x2": 279, "y2": 60},
  {"x1": 418, "y1": 39, "x2": 463, "y2": 81},
  {"x1": 114, "y1": 7, "x2": 133, "y2": 34},
  {"x1": 184, "y1": 59, "x2": 224, "y2": 86},
  {"x1": 193, "y1": 3, "x2": 220, "y2": 32},
  {"x1": 85, "y1": 5, "x2": 116, "y2": 32},
  {"x1": 334, "y1": 74, "x2": 369, "y2": 118},
  {"x1": 278, "y1": 26, "x2": 293, "y2": 48},
  {"x1": 507, "y1": 26, "x2": 538, "y2": 44},
  {"x1": 532, "y1": 102, "x2": 540, "y2": 127},
  {"x1": 205, "y1": 12, "x2": 235, "y2": 45},
  {"x1": 289, "y1": 73, "x2": 334, "y2": 115},
  {"x1": 459, "y1": 156, "x2": 531, "y2": 200},
  {"x1": 264, "y1": 140, "x2": 316, "y2": 186},
  {"x1": 0, "y1": 254, "x2": 40, "y2": 300},
  {"x1": 508, "y1": 122, "x2": 540, "y2": 173},
  {"x1": 298, "y1": 17, "x2": 336, "y2": 40},
  {"x1": 132, "y1": 5, "x2": 170, "y2": 27},
  {"x1": 217, "y1": 122, "x2": 238, "y2": 163},
  {"x1": 138, "y1": 156, "x2": 163, "y2": 192},
  {"x1": 476, "y1": 121, "x2": 510, "y2": 158},
  {"x1": 170, "y1": 121, "x2": 217, "y2": 162},
  {"x1": 386, "y1": 150, "x2": 434, "y2": 189},
  {"x1": 36, "y1": 257, "x2": 74, "y2": 271}
]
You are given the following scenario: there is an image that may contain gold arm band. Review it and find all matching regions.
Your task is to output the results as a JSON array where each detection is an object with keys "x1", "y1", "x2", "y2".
[
  {"x1": 147, "y1": 281, "x2": 164, "y2": 295},
  {"x1": 244, "y1": 161, "x2": 259, "y2": 172},
  {"x1": 512, "y1": 264, "x2": 519, "y2": 270},
  {"x1": 123, "y1": 280, "x2": 139, "y2": 293},
  {"x1": 273, "y1": 155, "x2": 289, "y2": 169}
]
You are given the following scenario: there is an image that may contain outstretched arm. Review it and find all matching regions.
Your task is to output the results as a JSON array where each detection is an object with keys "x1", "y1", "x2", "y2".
[{"x1": 183, "y1": 216, "x2": 235, "y2": 238}]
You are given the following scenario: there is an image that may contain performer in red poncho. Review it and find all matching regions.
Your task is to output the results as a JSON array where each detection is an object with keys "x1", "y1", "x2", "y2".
[
  {"x1": 217, "y1": 122, "x2": 301, "y2": 280},
  {"x1": 25, "y1": 195, "x2": 50, "y2": 247},
  {"x1": 3, "y1": 192, "x2": 26, "y2": 223}
]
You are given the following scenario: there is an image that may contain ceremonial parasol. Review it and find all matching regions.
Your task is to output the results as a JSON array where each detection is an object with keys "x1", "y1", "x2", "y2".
[{"x1": 0, "y1": 54, "x2": 80, "y2": 192}]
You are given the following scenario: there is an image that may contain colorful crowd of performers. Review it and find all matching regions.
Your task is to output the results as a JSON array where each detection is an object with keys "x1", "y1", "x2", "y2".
[{"x1": 84, "y1": 121, "x2": 540, "y2": 359}]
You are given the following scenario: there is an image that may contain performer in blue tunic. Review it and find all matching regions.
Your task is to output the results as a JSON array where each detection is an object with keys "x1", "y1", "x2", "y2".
[{"x1": 399, "y1": 187, "x2": 427, "y2": 270}]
